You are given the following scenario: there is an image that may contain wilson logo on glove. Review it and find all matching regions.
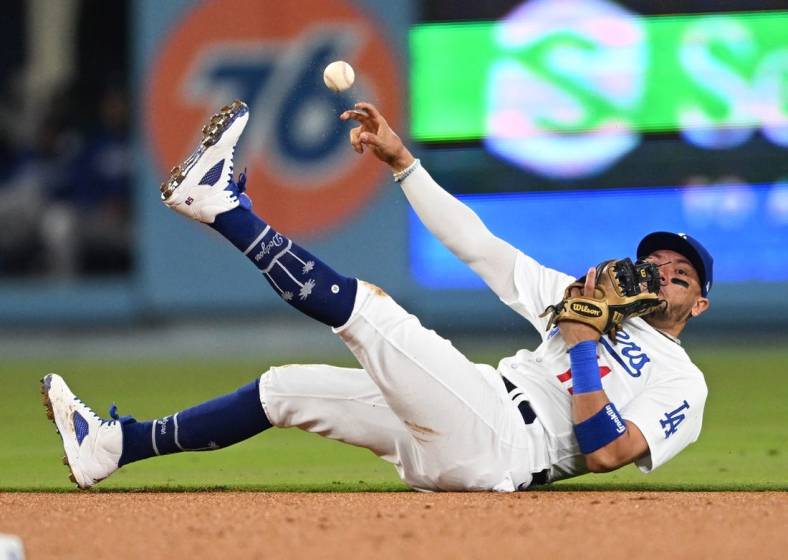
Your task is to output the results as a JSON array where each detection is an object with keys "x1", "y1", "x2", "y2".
[{"x1": 570, "y1": 302, "x2": 603, "y2": 317}]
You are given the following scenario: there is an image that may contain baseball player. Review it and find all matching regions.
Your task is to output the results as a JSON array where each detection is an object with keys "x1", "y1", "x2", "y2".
[{"x1": 42, "y1": 100, "x2": 712, "y2": 491}]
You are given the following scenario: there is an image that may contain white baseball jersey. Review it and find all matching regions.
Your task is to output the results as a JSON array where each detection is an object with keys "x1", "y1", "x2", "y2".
[{"x1": 498, "y1": 251, "x2": 708, "y2": 481}]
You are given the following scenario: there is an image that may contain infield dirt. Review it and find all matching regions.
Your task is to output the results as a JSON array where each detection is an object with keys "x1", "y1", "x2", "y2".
[{"x1": 0, "y1": 491, "x2": 785, "y2": 559}]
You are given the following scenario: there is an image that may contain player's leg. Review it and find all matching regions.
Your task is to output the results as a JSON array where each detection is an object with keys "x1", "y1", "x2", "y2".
[
  {"x1": 123, "y1": 363, "x2": 409, "y2": 463},
  {"x1": 259, "y1": 363, "x2": 410, "y2": 464},
  {"x1": 116, "y1": 379, "x2": 270, "y2": 462},
  {"x1": 160, "y1": 101, "x2": 356, "y2": 328},
  {"x1": 41, "y1": 373, "x2": 270, "y2": 489},
  {"x1": 41, "y1": 365, "x2": 410, "y2": 489}
]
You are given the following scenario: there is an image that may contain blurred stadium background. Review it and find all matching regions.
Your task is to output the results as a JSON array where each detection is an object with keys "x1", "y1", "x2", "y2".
[{"x1": 0, "y1": 0, "x2": 786, "y2": 489}]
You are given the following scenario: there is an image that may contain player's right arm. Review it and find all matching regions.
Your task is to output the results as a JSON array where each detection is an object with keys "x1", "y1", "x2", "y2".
[{"x1": 341, "y1": 102, "x2": 519, "y2": 301}]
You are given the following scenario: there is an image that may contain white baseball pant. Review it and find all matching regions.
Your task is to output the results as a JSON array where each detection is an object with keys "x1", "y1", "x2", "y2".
[{"x1": 259, "y1": 282, "x2": 552, "y2": 491}]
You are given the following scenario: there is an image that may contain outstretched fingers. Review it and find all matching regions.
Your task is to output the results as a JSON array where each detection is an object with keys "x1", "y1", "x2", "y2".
[
  {"x1": 359, "y1": 131, "x2": 383, "y2": 149},
  {"x1": 354, "y1": 102, "x2": 383, "y2": 121},
  {"x1": 341, "y1": 102, "x2": 384, "y2": 154},
  {"x1": 340, "y1": 101, "x2": 410, "y2": 167},
  {"x1": 340, "y1": 108, "x2": 369, "y2": 122},
  {"x1": 340, "y1": 102, "x2": 384, "y2": 127},
  {"x1": 349, "y1": 127, "x2": 364, "y2": 153},
  {"x1": 584, "y1": 266, "x2": 597, "y2": 297},
  {"x1": 348, "y1": 126, "x2": 384, "y2": 153}
]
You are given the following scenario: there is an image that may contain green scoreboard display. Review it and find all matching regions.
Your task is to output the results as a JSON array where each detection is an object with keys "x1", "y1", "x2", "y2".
[
  {"x1": 409, "y1": 0, "x2": 786, "y2": 190},
  {"x1": 406, "y1": 0, "x2": 788, "y2": 287},
  {"x1": 412, "y1": 12, "x2": 785, "y2": 139}
]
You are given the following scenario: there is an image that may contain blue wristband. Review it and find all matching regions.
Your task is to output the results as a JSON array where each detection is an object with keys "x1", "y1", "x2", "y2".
[
  {"x1": 574, "y1": 403, "x2": 628, "y2": 454},
  {"x1": 569, "y1": 340, "x2": 601, "y2": 394}
]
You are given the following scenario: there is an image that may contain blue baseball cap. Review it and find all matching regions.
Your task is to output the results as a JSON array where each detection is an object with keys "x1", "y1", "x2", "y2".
[{"x1": 636, "y1": 232, "x2": 714, "y2": 296}]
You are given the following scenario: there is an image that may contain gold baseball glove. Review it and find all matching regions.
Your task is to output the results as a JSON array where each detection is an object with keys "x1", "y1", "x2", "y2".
[{"x1": 541, "y1": 258, "x2": 664, "y2": 342}]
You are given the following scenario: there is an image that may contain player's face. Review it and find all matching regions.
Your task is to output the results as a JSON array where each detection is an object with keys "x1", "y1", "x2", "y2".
[{"x1": 643, "y1": 250, "x2": 710, "y2": 328}]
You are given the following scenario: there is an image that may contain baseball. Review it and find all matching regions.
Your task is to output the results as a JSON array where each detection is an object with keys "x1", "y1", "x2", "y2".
[{"x1": 323, "y1": 60, "x2": 355, "y2": 92}]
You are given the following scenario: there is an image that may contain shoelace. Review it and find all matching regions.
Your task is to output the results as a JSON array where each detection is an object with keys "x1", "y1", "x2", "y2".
[
  {"x1": 236, "y1": 169, "x2": 247, "y2": 193},
  {"x1": 108, "y1": 403, "x2": 136, "y2": 426},
  {"x1": 221, "y1": 146, "x2": 244, "y2": 193},
  {"x1": 225, "y1": 167, "x2": 251, "y2": 210},
  {"x1": 73, "y1": 396, "x2": 117, "y2": 426}
]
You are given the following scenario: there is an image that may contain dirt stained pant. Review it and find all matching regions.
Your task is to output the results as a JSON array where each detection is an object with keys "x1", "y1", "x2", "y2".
[{"x1": 259, "y1": 282, "x2": 552, "y2": 491}]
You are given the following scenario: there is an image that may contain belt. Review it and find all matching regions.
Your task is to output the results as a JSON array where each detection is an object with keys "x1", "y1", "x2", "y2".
[
  {"x1": 501, "y1": 375, "x2": 538, "y2": 425},
  {"x1": 501, "y1": 375, "x2": 550, "y2": 488}
]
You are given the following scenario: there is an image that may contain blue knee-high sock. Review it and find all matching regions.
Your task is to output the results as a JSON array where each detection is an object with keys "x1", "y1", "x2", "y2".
[
  {"x1": 209, "y1": 177, "x2": 357, "y2": 328},
  {"x1": 116, "y1": 378, "x2": 271, "y2": 466}
]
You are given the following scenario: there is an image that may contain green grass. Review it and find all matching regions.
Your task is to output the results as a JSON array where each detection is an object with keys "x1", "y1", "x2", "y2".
[{"x1": 1, "y1": 343, "x2": 785, "y2": 492}]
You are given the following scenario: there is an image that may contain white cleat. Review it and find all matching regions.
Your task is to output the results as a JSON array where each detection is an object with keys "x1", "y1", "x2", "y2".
[
  {"x1": 160, "y1": 99, "x2": 250, "y2": 223},
  {"x1": 41, "y1": 373, "x2": 122, "y2": 489}
]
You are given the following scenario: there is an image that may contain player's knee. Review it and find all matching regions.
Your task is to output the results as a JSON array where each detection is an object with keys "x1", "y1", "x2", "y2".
[
  {"x1": 359, "y1": 280, "x2": 388, "y2": 298},
  {"x1": 257, "y1": 366, "x2": 286, "y2": 427}
]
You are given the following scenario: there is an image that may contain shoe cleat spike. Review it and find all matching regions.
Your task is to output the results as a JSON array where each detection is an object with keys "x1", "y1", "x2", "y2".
[
  {"x1": 161, "y1": 166, "x2": 186, "y2": 199},
  {"x1": 161, "y1": 177, "x2": 173, "y2": 197},
  {"x1": 203, "y1": 130, "x2": 219, "y2": 147}
]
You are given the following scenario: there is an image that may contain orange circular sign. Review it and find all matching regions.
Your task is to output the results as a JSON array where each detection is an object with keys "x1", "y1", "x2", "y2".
[{"x1": 146, "y1": 0, "x2": 402, "y2": 237}]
